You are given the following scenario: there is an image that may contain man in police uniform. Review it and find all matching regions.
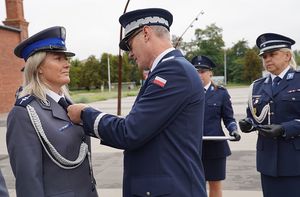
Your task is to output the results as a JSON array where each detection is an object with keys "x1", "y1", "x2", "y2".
[
  {"x1": 0, "y1": 169, "x2": 9, "y2": 197},
  {"x1": 68, "y1": 8, "x2": 207, "y2": 197},
  {"x1": 239, "y1": 33, "x2": 300, "y2": 197}
]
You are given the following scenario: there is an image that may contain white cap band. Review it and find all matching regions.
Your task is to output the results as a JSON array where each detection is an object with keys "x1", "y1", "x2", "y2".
[{"x1": 124, "y1": 16, "x2": 169, "y2": 35}]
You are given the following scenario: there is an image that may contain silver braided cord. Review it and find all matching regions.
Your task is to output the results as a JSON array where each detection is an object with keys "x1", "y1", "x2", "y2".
[
  {"x1": 248, "y1": 83, "x2": 270, "y2": 124},
  {"x1": 26, "y1": 105, "x2": 88, "y2": 169}
]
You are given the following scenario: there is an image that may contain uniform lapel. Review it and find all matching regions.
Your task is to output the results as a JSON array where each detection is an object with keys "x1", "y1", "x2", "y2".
[
  {"x1": 262, "y1": 77, "x2": 272, "y2": 98},
  {"x1": 205, "y1": 85, "x2": 214, "y2": 101},
  {"x1": 272, "y1": 69, "x2": 294, "y2": 97},
  {"x1": 43, "y1": 96, "x2": 70, "y2": 121}
]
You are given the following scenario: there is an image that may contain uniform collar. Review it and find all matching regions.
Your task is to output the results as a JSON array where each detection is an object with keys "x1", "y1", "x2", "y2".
[
  {"x1": 204, "y1": 82, "x2": 211, "y2": 91},
  {"x1": 151, "y1": 47, "x2": 175, "y2": 72},
  {"x1": 46, "y1": 89, "x2": 65, "y2": 103},
  {"x1": 270, "y1": 65, "x2": 290, "y2": 81}
]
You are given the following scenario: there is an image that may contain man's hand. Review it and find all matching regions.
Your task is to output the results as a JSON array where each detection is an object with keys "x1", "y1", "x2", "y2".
[
  {"x1": 238, "y1": 118, "x2": 254, "y2": 133},
  {"x1": 67, "y1": 104, "x2": 89, "y2": 124},
  {"x1": 258, "y1": 124, "x2": 284, "y2": 138},
  {"x1": 230, "y1": 130, "x2": 241, "y2": 141}
]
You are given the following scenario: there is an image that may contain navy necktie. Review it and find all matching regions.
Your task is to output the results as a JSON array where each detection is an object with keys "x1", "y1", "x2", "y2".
[
  {"x1": 272, "y1": 76, "x2": 281, "y2": 94},
  {"x1": 58, "y1": 97, "x2": 70, "y2": 112}
]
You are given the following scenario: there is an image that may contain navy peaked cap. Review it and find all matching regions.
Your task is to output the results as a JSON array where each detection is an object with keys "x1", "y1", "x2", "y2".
[
  {"x1": 256, "y1": 33, "x2": 295, "y2": 56},
  {"x1": 191, "y1": 55, "x2": 216, "y2": 70},
  {"x1": 14, "y1": 26, "x2": 75, "y2": 61},
  {"x1": 119, "y1": 8, "x2": 173, "y2": 51}
]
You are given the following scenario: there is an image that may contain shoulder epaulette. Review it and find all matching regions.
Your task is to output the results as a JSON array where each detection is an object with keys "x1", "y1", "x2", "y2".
[
  {"x1": 217, "y1": 85, "x2": 225, "y2": 90},
  {"x1": 161, "y1": 56, "x2": 175, "y2": 62},
  {"x1": 253, "y1": 76, "x2": 267, "y2": 84},
  {"x1": 15, "y1": 95, "x2": 35, "y2": 107}
]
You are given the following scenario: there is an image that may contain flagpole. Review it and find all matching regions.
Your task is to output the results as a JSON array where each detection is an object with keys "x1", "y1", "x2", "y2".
[{"x1": 117, "y1": 0, "x2": 131, "y2": 115}]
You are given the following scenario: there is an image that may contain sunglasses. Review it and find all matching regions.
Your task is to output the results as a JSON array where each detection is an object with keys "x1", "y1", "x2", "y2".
[{"x1": 125, "y1": 28, "x2": 143, "y2": 51}]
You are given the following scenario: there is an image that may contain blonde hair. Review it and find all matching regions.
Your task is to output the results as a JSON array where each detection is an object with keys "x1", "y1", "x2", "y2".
[
  {"x1": 279, "y1": 48, "x2": 297, "y2": 70},
  {"x1": 19, "y1": 52, "x2": 71, "y2": 102}
]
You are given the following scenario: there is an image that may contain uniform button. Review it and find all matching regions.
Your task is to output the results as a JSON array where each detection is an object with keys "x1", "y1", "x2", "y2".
[
  {"x1": 270, "y1": 101, "x2": 273, "y2": 103},
  {"x1": 146, "y1": 191, "x2": 151, "y2": 196},
  {"x1": 292, "y1": 97, "x2": 296, "y2": 101}
]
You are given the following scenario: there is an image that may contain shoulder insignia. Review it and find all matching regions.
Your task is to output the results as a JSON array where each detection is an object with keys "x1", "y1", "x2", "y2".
[
  {"x1": 15, "y1": 95, "x2": 34, "y2": 107},
  {"x1": 152, "y1": 76, "x2": 167, "y2": 87},
  {"x1": 286, "y1": 72, "x2": 295, "y2": 80}
]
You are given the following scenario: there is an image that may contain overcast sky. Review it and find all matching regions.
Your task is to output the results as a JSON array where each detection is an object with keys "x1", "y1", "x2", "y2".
[{"x1": 1, "y1": 0, "x2": 299, "y2": 60}]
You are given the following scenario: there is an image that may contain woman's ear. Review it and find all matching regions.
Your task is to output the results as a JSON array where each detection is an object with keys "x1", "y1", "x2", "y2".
[{"x1": 285, "y1": 52, "x2": 291, "y2": 62}]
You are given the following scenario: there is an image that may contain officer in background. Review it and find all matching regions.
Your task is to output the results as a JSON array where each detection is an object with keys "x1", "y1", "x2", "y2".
[
  {"x1": 0, "y1": 169, "x2": 9, "y2": 197},
  {"x1": 192, "y1": 55, "x2": 240, "y2": 197},
  {"x1": 68, "y1": 8, "x2": 207, "y2": 197},
  {"x1": 6, "y1": 26, "x2": 98, "y2": 197},
  {"x1": 239, "y1": 33, "x2": 300, "y2": 197}
]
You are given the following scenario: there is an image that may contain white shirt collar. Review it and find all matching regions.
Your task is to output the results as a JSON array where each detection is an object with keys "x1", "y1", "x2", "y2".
[
  {"x1": 150, "y1": 47, "x2": 175, "y2": 72},
  {"x1": 204, "y1": 82, "x2": 212, "y2": 91},
  {"x1": 46, "y1": 89, "x2": 64, "y2": 103},
  {"x1": 270, "y1": 66, "x2": 290, "y2": 81}
]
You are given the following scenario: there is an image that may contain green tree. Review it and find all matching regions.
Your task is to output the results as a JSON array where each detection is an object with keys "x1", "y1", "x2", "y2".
[
  {"x1": 122, "y1": 53, "x2": 142, "y2": 85},
  {"x1": 69, "y1": 59, "x2": 83, "y2": 89},
  {"x1": 294, "y1": 50, "x2": 300, "y2": 67},
  {"x1": 81, "y1": 55, "x2": 101, "y2": 90},
  {"x1": 182, "y1": 23, "x2": 225, "y2": 76},
  {"x1": 226, "y1": 40, "x2": 249, "y2": 83},
  {"x1": 243, "y1": 48, "x2": 262, "y2": 83}
]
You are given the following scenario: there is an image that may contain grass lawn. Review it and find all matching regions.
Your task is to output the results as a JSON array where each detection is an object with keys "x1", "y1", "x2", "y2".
[
  {"x1": 70, "y1": 88, "x2": 139, "y2": 103},
  {"x1": 69, "y1": 83, "x2": 249, "y2": 103}
]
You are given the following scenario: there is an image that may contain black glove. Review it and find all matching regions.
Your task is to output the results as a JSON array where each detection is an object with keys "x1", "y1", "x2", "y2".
[
  {"x1": 238, "y1": 118, "x2": 255, "y2": 133},
  {"x1": 230, "y1": 130, "x2": 241, "y2": 141},
  {"x1": 258, "y1": 124, "x2": 285, "y2": 138}
]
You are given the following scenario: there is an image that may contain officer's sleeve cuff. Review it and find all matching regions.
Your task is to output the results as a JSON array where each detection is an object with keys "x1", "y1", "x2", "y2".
[
  {"x1": 227, "y1": 122, "x2": 238, "y2": 133},
  {"x1": 93, "y1": 112, "x2": 107, "y2": 139},
  {"x1": 81, "y1": 107, "x2": 106, "y2": 139}
]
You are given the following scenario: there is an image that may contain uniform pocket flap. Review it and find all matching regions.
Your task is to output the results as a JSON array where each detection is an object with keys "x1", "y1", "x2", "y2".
[
  {"x1": 131, "y1": 176, "x2": 172, "y2": 196},
  {"x1": 282, "y1": 93, "x2": 300, "y2": 101}
]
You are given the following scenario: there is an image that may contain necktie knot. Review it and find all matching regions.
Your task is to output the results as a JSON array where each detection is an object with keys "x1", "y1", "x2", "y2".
[
  {"x1": 58, "y1": 97, "x2": 70, "y2": 111},
  {"x1": 272, "y1": 76, "x2": 281, "y2": 95},
  {"x1": 273, "y1": 76, "x2": 281, "y2": 85}
]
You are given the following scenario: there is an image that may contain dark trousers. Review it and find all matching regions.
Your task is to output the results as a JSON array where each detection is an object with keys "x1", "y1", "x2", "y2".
[{"x1": 261, "y1": 173, "x2": 300, "y2": 197}]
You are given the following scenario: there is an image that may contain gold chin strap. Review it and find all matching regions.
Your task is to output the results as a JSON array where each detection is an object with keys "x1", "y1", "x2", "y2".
[{"x1": 248, "y1": 83, "x2": 270, "y2": 124}]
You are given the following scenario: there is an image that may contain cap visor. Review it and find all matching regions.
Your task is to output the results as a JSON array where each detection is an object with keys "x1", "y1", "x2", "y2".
[
  {"x1": 258, "y1": 47, "x2": 283, "y2": 56},
  {"x1": 119, "y1": 38, "x2": 130, "y2": 51},
  {"x1": 44, "y1": 49, "x2": 75, "y2": 57}
]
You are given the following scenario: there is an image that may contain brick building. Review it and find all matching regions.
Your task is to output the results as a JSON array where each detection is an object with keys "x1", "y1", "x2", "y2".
[{"x1": 0, "y1": 0, "x2": 28, "y2": 113}]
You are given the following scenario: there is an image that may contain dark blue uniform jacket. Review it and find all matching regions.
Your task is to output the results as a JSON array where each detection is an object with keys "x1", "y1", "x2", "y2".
[
  {"x1": 82, "y1": 50, "x2": 207, "y2": 197},
  {"x1": 202, "y1": 85, "x2": 237, "y2": 159},
  {"x1": 247, "y1": 69, "x2": 300, "y2": 176}
]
